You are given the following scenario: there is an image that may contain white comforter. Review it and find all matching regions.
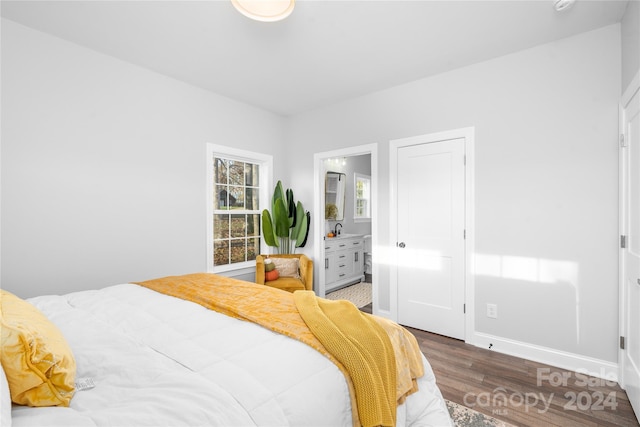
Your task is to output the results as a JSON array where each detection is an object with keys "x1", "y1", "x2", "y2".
[{"x1": 12, "y1": 284, "x2": 452, "y2": 426}]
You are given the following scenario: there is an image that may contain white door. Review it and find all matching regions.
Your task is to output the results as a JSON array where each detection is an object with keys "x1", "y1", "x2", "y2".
[
  {"x1": 621, "y1": 86, "x2": 640, "y2": 419},
  {"x1": 396, "y1": 138, "x2": 465, "y2": 339}
]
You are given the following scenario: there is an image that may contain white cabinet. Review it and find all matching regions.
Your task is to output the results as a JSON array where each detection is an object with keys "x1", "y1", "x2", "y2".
[{"x1": 325, "y1": 236, "x2": 365, "y2": 292}]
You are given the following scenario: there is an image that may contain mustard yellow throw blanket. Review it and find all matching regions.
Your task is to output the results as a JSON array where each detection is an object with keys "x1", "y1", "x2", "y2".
[{"x1": 135, "y1": 273, "x2": 423, "y2": 427}]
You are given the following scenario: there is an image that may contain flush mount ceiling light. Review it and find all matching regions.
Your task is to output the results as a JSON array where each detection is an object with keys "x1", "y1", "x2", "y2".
[
  {"x1": 231, "y1": 0, "x2": 295, "y2": 22},
  {"x1": 554, "y1": 0, "x2": 576, "y2": 12}
]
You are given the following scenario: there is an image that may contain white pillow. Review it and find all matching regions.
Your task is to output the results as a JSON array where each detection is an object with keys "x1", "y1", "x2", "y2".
[
  {"x1": 1, "y1": 366, "x2": 12, "y2": 427},
  {"x1": 270, "y1": 258, "x2": 300, "y2": 278}
]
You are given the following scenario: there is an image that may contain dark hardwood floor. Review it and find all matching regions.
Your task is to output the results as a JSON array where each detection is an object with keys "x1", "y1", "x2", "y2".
[{"x1": 359, "y1": 303, "x2": 639, "y2": 426}]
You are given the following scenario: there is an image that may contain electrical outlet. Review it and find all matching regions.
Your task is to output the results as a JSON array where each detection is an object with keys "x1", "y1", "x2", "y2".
[{"x1": 487, "y1": 303, "x2": 498, "y2": 319}]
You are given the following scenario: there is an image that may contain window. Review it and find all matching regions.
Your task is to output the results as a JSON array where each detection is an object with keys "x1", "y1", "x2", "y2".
[
  {"x1": 354, "y1": 173, "x2": 371, "y2": 221},
  {"x1": 207, "y1": 144, "x2": 272, "y2": 273}
]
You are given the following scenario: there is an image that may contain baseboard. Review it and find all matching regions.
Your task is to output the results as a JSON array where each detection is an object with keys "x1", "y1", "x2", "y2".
[{"x1": 471, "y1": 332, "x2": 619, "y2": 383}]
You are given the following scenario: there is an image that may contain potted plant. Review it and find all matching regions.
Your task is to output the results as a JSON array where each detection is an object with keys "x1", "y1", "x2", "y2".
[{"x1": 262, "y1": 181, "x2": 310, "y2": 254}]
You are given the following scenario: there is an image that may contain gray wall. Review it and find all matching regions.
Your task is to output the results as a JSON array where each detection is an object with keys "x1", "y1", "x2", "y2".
[
  {"x1": 622, "y1": 0, "x2": 640, "y2": 92},
  {"x1": 286, "y1": 25, "x2": 621, "y2": 363},
  {"x1": 1, "y1": 20, "x2": 287, "y2": 297}
]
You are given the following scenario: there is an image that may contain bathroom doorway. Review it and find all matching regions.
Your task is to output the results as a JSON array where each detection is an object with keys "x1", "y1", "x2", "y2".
[{"x1": 313, "y1": 144, "x2": 378, "y2": 314}]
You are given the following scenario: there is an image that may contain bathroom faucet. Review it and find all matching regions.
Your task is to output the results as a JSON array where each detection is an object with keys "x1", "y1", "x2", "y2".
[{"x1": 334, "y1": 223, "x2": 343, "y2": 236}]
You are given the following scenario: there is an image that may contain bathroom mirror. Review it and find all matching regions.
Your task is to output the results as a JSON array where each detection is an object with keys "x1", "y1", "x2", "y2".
[{"x1": 325, "y1": 172, "x2": 346, "y2": 221}]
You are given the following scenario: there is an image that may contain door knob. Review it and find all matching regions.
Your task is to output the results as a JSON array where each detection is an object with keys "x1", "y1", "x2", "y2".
[{"x1": 398, "y1": 242, "x2": 406, "y2": 248}]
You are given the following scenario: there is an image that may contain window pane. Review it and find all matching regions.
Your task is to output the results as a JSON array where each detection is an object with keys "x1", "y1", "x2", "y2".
[
  {"x1": 214, "y1": 214, "x2": 229, "y2": 238},
  {"x1": 245, "y1": 187, "x2": 259, "y2": 210},
  {"x1": 247, "y1": 214, "x2": 260, "y2": 236},
  {"x1": 214, "y1": 158, "x2": 228, "y2": 184},
  {"x1": 215, "y1": 185, "x2": 229, "y2": 210},
  {"x1": 245, "y1": 163, "x2": 259, "y2": 187},
  {"x1": 357, "y1": 200, "x2": 369, "y2": 217},
  {"x1": 229, "y1": 161, "x2": 244, "y2": 186},
  {"x1": 247, "y1": 237, "x2": 259, "y2": 260},
  {"x1": 230, "y1": 214, "x2": 246, "y2": 238},
  {"x1": 210, "y1": 149, "x2": 265, "y2": 271},
  {"x1": 229, "y1": 186, "x2": 245, "y2": 209},
  {"x1": 230, "y1": 239, "x2": 246, "y2": 263},
  {"x1": 214, "y1": 240, "x2": 229, "y2": 265}
]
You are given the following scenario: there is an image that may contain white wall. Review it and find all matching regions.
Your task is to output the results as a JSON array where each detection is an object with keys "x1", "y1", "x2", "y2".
[
  {"x1": 287, "y1": 25, "x2": 621, "y2": 364},
  {"x1": 622, "y1": 0, "x2": 639, "y2": 92},
  {"x1": 1, "y1": 19, "x2": 287, "y2": 298}
]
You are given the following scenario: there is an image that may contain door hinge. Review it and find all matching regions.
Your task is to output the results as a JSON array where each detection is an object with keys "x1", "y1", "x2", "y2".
[
  {"x1": 620, "y1": 336, "x2": 625, "y2": 350},
  {"x1": 463, "y1": 304, "x2": 466, "y2": 314},
  {"x1": 463, "y1": 229, "x2": 466, "y2": 239},
  {"x1": 621, "y1": 235, "x2": 627, "y2": 249},
  {"x1": 620, "y1": 134, "x2": 627, "y2": 148},
  {"x1": 463, "y1": 155, "x2": 466, "y2": 165}
]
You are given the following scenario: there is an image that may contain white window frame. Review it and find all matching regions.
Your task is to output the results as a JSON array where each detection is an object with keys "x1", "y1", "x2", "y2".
[
  {"x1": 206, "y1": 144, "x2": 272, "y2": 274},
  {"x1": 354, "y1": 172, "x2": 371, "y2": 222}
]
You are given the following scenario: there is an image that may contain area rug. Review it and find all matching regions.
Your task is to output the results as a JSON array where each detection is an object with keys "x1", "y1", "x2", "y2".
[
  {"x1": 325, "y1": 282, "x2": 372, "y2": 308},
  {"x1": 446, "y1": 400, "x2": 516, "y2": 427}
]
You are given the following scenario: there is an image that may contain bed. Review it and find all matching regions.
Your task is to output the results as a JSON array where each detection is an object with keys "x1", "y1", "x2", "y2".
[{"x1": 1, "y1": 273, "x2": 453, "y2": 427}]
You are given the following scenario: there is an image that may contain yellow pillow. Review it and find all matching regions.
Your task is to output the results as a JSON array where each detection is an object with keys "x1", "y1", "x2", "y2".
[{"x1": 0, "y1": 290, "x2": 75, "y2": 407}]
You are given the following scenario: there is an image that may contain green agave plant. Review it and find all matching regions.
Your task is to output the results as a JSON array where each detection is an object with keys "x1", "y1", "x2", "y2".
[{"x1": 261, "y1": 181, "x2": 311, "y2": 254}]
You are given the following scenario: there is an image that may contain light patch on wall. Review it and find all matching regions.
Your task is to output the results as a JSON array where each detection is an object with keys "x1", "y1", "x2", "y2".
[
  {"x1": 475, "y1": 253, "x2": 579, "y2": 288},
  {"x1": 475, "y1": 253, "x2": 581, "y2": 343}
]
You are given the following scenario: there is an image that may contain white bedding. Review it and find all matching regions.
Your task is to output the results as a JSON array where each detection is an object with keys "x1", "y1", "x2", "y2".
[{"x1": 11, "y1": 283, "x2": 453, "y2": 426}]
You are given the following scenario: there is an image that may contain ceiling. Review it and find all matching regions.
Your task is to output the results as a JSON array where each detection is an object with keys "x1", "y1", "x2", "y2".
[{"x1": 1, "y1": 0, "x2": 630, "y2": 116}]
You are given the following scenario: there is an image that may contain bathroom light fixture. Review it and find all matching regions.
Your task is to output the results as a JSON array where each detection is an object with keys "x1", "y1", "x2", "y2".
[
  {"x1": 231, "y1": 0, "x2": 295, "y2": 22},
  {"x1": 553, "y1": 0, "x2": 575, "y2": 12}
]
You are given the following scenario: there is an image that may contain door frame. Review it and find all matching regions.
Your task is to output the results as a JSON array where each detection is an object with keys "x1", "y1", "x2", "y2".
[
  {"x1": 618, "y1": 70, "x2": 640, "y2": 390},
  {"x1": 389, "y1": 127, "x2": 475, "y2": 342},
  {"x1": 313, "y1": 144, "x2": 378, "y2": 302}
]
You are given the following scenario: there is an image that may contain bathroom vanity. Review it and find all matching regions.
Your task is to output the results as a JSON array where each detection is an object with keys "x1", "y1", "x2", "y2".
[{"x1": 324, "y1": 234, "x2": 365, "y2": 292}]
